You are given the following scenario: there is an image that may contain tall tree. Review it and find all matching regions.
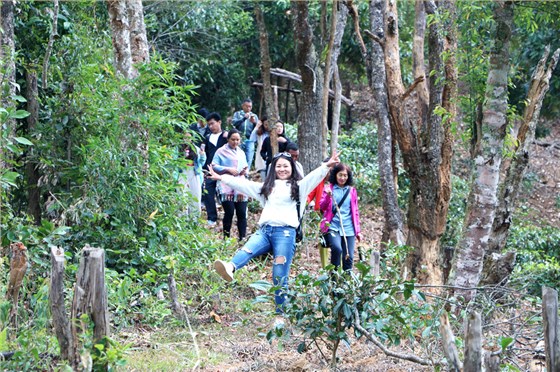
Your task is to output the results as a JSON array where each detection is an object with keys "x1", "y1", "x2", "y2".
[
  {"x1": 346, "y1": 0, "x2": 405, "y2": 245},
  {"x1": 254, "y1": 4, "x2": 277, "y2": 122},
  {"x1": 25, "y1": 71, "x2": 41, "y2": 225},
  {"x1": 449, "y1": 1, "x2": 514, "y2": 301},
  {"x1": 382, "y1": 0, "x2": 457, "y2": 283},
  {"x1": 321, "y1": 1, "x2": 348, "y2": 155},
  {"x1": 1, "y1": 0, "x2": 16, "y2": 169},
  {"x1": 292, "y1": 0, "x2": 325, "y2": 172}
]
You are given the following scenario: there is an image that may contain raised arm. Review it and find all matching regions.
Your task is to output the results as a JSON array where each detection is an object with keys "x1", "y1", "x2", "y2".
[{"x1": 207, "y1": 165, "x2": 265, "y2": 203}]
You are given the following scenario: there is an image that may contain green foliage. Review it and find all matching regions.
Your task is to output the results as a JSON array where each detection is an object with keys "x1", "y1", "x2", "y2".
[
  {"x1": 265, "y1": 244, "x2": 439, "y2": 367},
  {"x1": 440, "y1": 175, "x2": 470, "y2": 249},
  {"x1": 508, "y1": 225, "x2": 560, "y2": 295},
  {"x1": 337, "y1": 122, "x2": 381, "y2": 205}
]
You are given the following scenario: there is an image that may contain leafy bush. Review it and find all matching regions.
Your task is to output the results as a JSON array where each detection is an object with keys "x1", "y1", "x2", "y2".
[
  {"x1": 508, "y1": 225, "x2": 560, "y2": 294},
  {"x1": 264, "y1": 244, "x2": 440, "y2": 368}
]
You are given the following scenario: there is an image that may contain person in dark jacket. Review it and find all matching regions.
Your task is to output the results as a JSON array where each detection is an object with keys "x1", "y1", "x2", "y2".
[
  {"x1": 231, "y1": 99, "x2": 258, "y2": 168},
  {"x1": 260, "y1": 121, "x2": 291, "y2": 175},
  {"x1": 202, "y1": 112, "x2": 228, "y2": 227},
  {"x1": 189, "y1": 107, "x2": 210, "y2": 147}
]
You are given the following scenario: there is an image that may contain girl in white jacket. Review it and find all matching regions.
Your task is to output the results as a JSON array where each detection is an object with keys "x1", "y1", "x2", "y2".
[{"x1": 209, "y1": 151, "x2": 340, "y2": 315}]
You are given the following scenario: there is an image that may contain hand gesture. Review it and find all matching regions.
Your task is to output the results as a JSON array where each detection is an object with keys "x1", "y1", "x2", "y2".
[
  {"x1": 325, "y1": 150, "x2": 341, "y2": 168},
  {"x1": 207, "y1": 165, "x2": 222, "y2": 181},
  {"x1": 229, "y1": 167, "x2": 240, "y2": 176}
]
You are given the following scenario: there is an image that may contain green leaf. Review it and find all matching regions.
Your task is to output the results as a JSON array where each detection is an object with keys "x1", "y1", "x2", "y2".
[
  {"x1": 52, "y1": 226, "x2": 71, "y2": 235},
  {"x1": 297, "y1": 341, "x2": 306, "y2": 353},
  {"x1": 12, "y1": 95, "x2": 27, "y2": 103},
  {"x1": 0, "y1": 328, "x2": 8, "y2": 351},
  {"x1": 500, "y1": 336, "x2": 514, "y2": 350},
  {"x1": 12, "y1": 110, "x2": 30, "y2": 119},
  {"x1": 14, "y1": 137, "x2": 34, "y2": 146},
  {"x1": 2, "y1": 171, "x2": 20, "y2": 186},
  {"x1": 249, "y1": 280, "x2": 272, "y2": 292}
]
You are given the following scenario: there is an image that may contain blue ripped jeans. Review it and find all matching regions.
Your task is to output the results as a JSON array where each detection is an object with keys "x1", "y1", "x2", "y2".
[{"x1": 231, "y1": 225, "x2": 296, "y2": 312}]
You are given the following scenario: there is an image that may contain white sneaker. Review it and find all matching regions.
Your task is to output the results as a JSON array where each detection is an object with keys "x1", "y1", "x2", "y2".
[
  {"x1": 207, "y1": 220, "x2": 216, "y2": 227},
  {"x1": 214, "y1": 260, "x2": 234, "y2": 282}
]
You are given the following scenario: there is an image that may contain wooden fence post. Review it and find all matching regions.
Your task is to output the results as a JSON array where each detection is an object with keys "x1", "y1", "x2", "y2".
[
  {"x1": 6, "y1": 242, "x2": 28, "y2": 333},
  {"x1": 369, "y1": 251, "x2": 380, "y2": 277},
  {"x1": 463, "y1": 311, "x2": 482, "y2": 372},
  {"x1": 542, "y1": 286, "x2": 560, "y2": 372},
  {"x1": 49, "y1": 247, "x2": 72, "y2": 361},
  {"x1": 439, "y1": 312, "x2": 462, "y2": 371},
  {"x1": 70, "y1": 245, "x2": 109, "y2": 370}
]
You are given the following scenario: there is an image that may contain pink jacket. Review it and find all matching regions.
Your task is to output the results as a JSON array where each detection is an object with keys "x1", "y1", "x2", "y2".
[{"x1": 319, "y1": 185, "x2": 361, "y2": 236}]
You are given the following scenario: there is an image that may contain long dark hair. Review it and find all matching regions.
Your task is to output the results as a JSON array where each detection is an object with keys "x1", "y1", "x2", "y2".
[
  {"x1": 328, "y1": 163, "x2": 353, "y2": 186},
  {"x1": 260, "y1": 153, "x2": 301, "y2": 201},
  {"x1": 257, "y1": 116, "x2": 269, "y2": 136}
]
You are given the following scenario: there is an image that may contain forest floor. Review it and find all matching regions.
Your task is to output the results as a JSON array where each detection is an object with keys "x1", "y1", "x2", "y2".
[{"x1": 119, "y1": 87, "x2": 559, "y2": 371}]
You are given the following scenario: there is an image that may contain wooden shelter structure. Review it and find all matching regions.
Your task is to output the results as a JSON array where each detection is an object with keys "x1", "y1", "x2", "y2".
[{"x1": 251, "y1": 67, "x2": 354, "y2": 125}]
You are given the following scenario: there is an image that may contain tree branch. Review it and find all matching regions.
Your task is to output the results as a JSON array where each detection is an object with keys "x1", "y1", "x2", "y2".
[
  {"x1": 402, "y1": 76, "x2": 425, "y2": 101},
  {"x1": 353, "y1": 308, "x2": 436, "y2": 366},
  {"x1": 364, "y1": 29, "x2": 383, "y2": 47}
]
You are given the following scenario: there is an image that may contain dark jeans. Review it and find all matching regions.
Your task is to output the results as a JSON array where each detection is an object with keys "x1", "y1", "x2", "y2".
[
  {"x1": 222, "y1": 200, "x2": 248, "y2": 239},
  {"x1": 328, "y1": 232, "x2": 356, "y2": 271},
  {"x1": 203, "y1": 178, "x2": 218, "y2": 222}
]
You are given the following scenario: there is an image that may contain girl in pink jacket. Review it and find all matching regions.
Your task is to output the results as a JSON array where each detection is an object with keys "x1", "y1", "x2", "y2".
[{"x1": 320, "y1": 163, "x2": 362, "y2": 271}]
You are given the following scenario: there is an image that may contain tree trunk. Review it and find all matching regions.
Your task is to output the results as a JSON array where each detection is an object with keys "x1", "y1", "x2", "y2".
[
  {"x1": 412, "y1": 0, "x2": 428, "y2": 111},
  {"x1": 254, "y1": 4, "x2": 277, "y2": 122},
  {"x1": 50, "y1": 247, "x2": 72, "y2": 362},
  {"x1": 330, "y1": 64, "x2": 342, "y2": 153},
  {"x1": 449, "y1": 1, "x2": 513, "y2": 302},
  {"x1": 292, "y1": 0, "x2": 324, "y2": 173},
  {"x1": 127, "y1": 0, "x2": 150, "y2": 65},
  {"x1": 383, "y1": 0, "x2": 456, "y2": 284},
  {"x1": 42, "y1": 0, "x2": 59, "y2": 90},
  {"x1": 25, "y1": 71, "x2": 41, "y2": 225},
  {"x1": 0, "y1": 0, "x2": 16, "y2": 169},
  {"x1": 107, "y1": 0, "x2": 134, "y2": 78},
  {"x1": 364, "y1": 0, "x2": 405, "y2": 245},
  {"x1": 71, "y1": 246, "x2": 109, "y2": 370},
  {"x1": 321, "y1": 0, "x2": 338, "y2": 158},
  {"x1": 487, "y1": 47, "x2": 560, "y2": 255},
  {"x1": 323, "y1": 1, "x2": 348, "y2": 154}
]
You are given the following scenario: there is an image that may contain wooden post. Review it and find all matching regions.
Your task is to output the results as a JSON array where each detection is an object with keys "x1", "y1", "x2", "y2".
[
  {"x1": 543, "y1": 286, "x2": 560, "y2": 372},
  {"x1": 369, "y1": 251, "x2": 380, "y2": 277},
  {"x1": 70, "y1": 246, "x2": 109, "y2": 369},
  {"x1": 464, "y1": 311, "x2": 482, "y2": 372},
  {"x1": 6, "y1": 242, "x2": 28, "y2": 333},
  {"x1": 50, "y1": 247, "x2": 72, "y2": 361},
  {"x1": 439, "y1": 312, "x2": 462, "y2": 371}
]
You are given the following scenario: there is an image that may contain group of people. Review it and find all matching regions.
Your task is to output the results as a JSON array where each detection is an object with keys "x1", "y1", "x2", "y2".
[{"x1": 178, "y1": 98, "x2": 363, "y2": 317}]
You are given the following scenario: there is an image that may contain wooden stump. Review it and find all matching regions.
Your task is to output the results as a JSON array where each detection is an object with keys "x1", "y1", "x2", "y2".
[
  {"x1": 49, "y1": 247, "x2": 72, "y2": 361},
  {"x1": 6, "y1": 242, "x2": 28, "y2": 333},
  {"x1": 542, "y1": 286, "x2": 560, "y2": 372},
  {"x1": 70, "y1": 246, "x2": 109, "y2": 370},
  {"x1": 463, "y1": 311, "x2": 482, "y2": 372}
]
